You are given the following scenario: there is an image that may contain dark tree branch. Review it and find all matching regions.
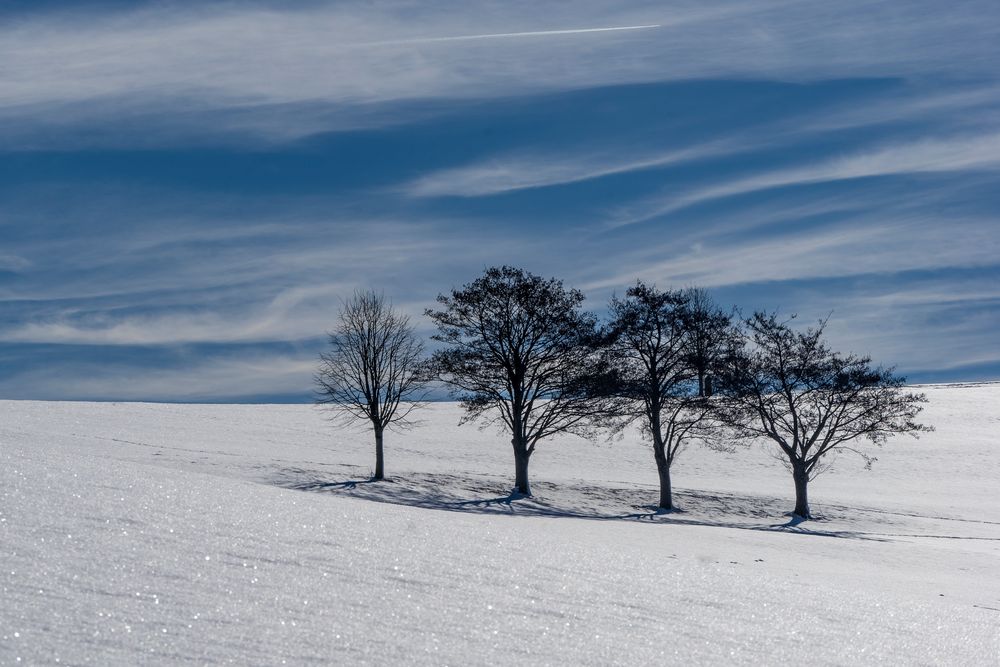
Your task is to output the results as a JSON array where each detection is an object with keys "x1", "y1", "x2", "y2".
[
  {"x1": 426, "y1": 266, "x2": 618, "y2": 496},
  {"x1": 603, "y1": 282, "x2": 739, "y2": 510},
  {"x1": 315, "y1": 290, "x2": 430, "y2": 480},
  {"x1": 717, "y1": 311, "x2": 931, "y2": 519}
]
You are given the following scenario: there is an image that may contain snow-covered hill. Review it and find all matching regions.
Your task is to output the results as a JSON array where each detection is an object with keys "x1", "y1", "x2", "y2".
[{"x1": 2, "y1": 383, "x2": 999, "y2": 664}]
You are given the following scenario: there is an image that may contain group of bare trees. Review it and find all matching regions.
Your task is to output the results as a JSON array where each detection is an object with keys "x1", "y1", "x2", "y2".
[{"x1": 316, "y1": 266, "x2": 930, "y2": 520}]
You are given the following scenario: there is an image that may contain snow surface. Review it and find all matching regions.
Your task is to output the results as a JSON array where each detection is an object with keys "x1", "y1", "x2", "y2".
[{"x1": 2, "y1": 383, "x2": 999, "y2": 664}]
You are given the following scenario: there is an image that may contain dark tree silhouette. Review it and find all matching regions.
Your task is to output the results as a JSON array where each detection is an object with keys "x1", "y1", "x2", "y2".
[
  {"x1": 683, "y1": 287, "x2": 734, "y2": 397},
  {"x1": 605, "y1": 282, "x2": 731, "y2": 510},
  {"x1": 316, "y1": 290, "x2": 428, "y2": 480},
  {"x1": 426, "y1": 266, "x2": 613, "y2": 496},
  {"x1": 720, "y1": 312, "x2": 931, "y2": 519}
]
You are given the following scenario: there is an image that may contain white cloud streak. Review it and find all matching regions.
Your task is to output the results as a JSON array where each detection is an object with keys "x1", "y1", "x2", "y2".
[
  {"x1": 365, "y1": 24, "x2": 662, "y2": 45},
  {"x1": 402, "y1": 80, "x2": 1000, "y2": 200},
  {"x1": 0, "y1": 353, "x2": 319, "y2": 401},
  {"x1": 814, "y1": 283, "x2": 1000, "y2": 375},
  {"x1": 0, "y1": 196, "x2": 532, "y2": 346},
  {"x1": 583, "y1": 216, "x2": 1000, "y2": 292},
  {"x1": 404, "y1": 141, "x2": 741, "y2": 197},
  {"x1": 1, "y1": 1, "x2": 997, "y2": 143},
  {"x1": 611, "y1": 132, "x2": 1000, "y2": 227},
  {"x1": 0, "y1": 283, "x2": 347, "y2": 346}
]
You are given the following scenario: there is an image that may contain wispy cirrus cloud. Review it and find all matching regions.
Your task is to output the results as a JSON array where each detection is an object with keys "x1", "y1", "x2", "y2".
[
  {"x1": 2, "y1": 1, "x2": 999, "y2": 400},
  {"x1": 813, "y1": 278, "x2": 1000, "y2": 376},
  {"x1": 363, "y1": 23, "x2": 662, "y2": 45},
  {"x1": 2, "y1": 0, "x2": 998, "y2": 145},
  {"x1": 0, "y1": 188, "x2": 530, "y2": 349},
  {"x1": 404, "y1": 141, "x2": 742, "y2": 197},
  {"x1": 0, "y1": 283, "x2": 347, "y2": 346},
  {"x1": 402, "y1": 77, "x2": 1000, "y2": 202},
  {"x1": 0, "y1": 4, "x2": 677, "y2": 144},
  {"x1": 0, "y1": 350, "x2": 320, "y2": 402},
  {"x1": 583, "y1": 216, "x2": 1000, "y2": 292},
  {"x1": 610, "y1": 132, "x2": 1000, "y2": 227}
]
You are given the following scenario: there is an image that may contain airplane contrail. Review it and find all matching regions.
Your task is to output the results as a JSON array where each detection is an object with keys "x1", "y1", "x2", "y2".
[{"x1": 364, "y1": 24, "x2": 661, "y2": 47}]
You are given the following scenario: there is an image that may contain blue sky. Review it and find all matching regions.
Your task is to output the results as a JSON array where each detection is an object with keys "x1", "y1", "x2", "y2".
[{"x1": 1, "y1": 0, "x2": 998, "y2": 401}]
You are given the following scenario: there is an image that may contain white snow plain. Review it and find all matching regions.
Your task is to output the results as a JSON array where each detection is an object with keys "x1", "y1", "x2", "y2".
[{"x1": 2, "y1": 383, "x2": 998, "y2": 664}]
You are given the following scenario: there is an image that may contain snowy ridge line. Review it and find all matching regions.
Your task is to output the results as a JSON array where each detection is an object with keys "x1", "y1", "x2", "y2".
[
  {"x1": 4, "y1": 377, "x2": 997, "y2": 405},
  {"x1": 908, "y1": 380, "x2": 1000, "y2": 388}
]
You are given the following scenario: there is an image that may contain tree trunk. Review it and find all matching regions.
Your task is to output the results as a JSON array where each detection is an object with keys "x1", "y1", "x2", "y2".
[
  {"x1": 657, "y1": 461, "x2": 673, "y2": 510},
  {"x1": 513, "y1": 438, "x2": 531, "y2": 496},
  {"x1": 651, "y1": 428, "x2": 672, "y2": 510},
  {"x1": 373, "y1": 425, "x2": 385, "y2": 480},
  {"x1": 792, "y1": 462, "x2": 810, "y2": 519}
]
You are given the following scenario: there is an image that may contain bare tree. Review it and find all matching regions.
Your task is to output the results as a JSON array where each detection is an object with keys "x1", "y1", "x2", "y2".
[
  {"x1": 316, "y1": 290, "x2": 428, "y2": 480},
  {"x1": 426, "y1": 266, "x2": 615, "y2": 496},
  {"x1": 605, "y1": 282, "x2": 731, "y2": 510},
  {"x1": 683, "y1": 287, "x2": 735, "y2": 397},
  {"x1": 720, "y1": 312, "x2": 931, "y2": 519}
]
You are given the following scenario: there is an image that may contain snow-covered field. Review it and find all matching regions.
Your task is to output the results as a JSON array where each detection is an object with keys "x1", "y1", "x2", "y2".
[{"x1": 2, "y1": 383, "x2": 999, "y2": 664}]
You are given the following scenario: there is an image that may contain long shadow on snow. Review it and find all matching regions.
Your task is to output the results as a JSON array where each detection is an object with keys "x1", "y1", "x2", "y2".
[
  {"x1": 622, "y1": 506, "x2": 891, "y2": 540},
  {"x1": 269, "y1": 466, "x2": 889, "y2": 541}
]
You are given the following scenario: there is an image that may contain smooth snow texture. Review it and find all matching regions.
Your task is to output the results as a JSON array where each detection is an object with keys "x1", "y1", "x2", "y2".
[{"x1": 1, "y1": 383, "x2": 999, "y2": 664}]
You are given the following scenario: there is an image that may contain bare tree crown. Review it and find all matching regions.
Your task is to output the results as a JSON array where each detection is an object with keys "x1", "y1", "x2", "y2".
[
  {"x1": 427, "y1": 266, "x2": 612, "y2": 453},
  {"x1": 316, "y1": 290, "x2": 427, "y2": 431},
  {"x1": 722, "y1": 312, "x2": 931, "y2": 479}
]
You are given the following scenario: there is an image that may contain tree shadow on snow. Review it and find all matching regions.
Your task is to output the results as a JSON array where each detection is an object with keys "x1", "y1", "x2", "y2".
[
  {"x1": 267, "y1": 466, "x2": 897, "y2": 540},
  {"x1": 621, "y1": 505, "x2": 888, "y2": 541},
  {"x1": 285, "y1": 478, "x2": 382, "y2": 492}
]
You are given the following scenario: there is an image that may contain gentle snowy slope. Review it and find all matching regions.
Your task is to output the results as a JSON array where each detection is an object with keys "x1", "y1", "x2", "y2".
[{"x1": 2, "y1": 384, "x2": 999, "y2": 664}]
